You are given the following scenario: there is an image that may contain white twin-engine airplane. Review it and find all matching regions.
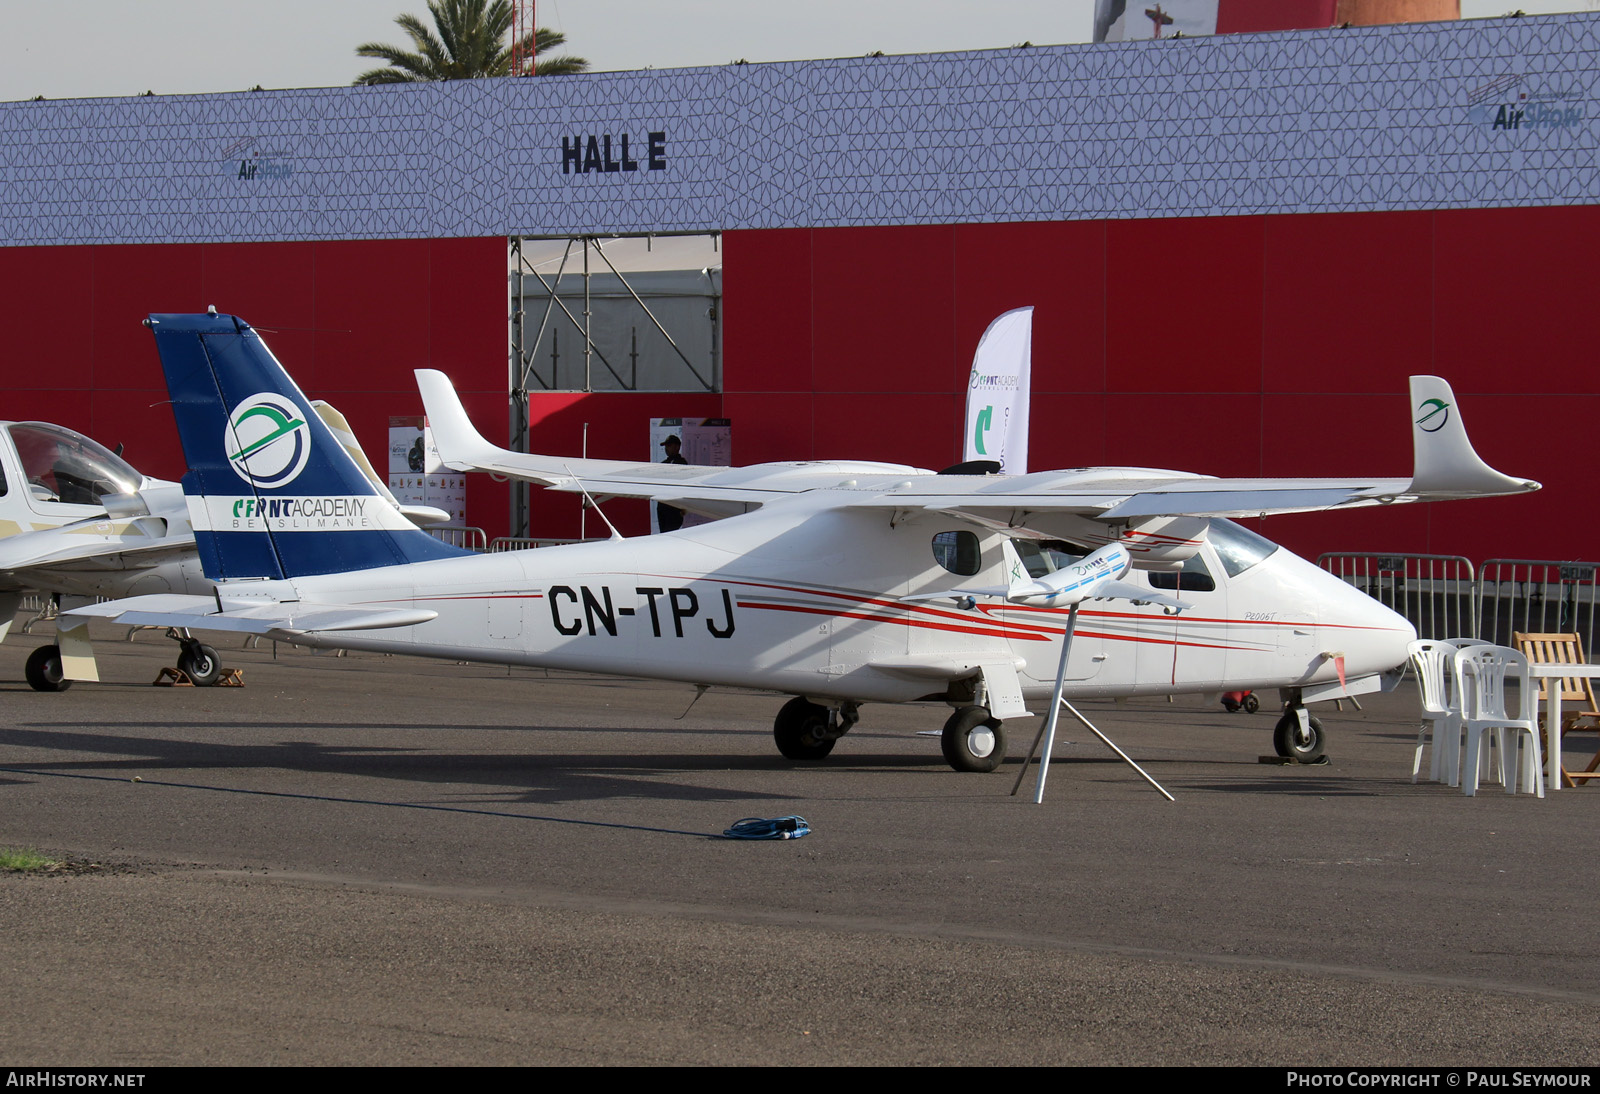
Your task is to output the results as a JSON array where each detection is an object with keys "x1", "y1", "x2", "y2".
[{"x1": 61, "y1": 312, "x2": 1538, "y2": 773}]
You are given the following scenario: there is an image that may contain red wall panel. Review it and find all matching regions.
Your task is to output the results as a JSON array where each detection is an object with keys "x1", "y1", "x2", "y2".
[
  {"x1": 1262, "y1": 211, "x2": 1434, "y2": 394},
  {"x1": 809, "y1": 392, "x2": 961, "y2": 471},
  {"x1": 310, "y1": 239, "x2": 434, "y2": 397},
  {"x1": 719, "y1": 393, "x2": 817, "y2": 463},
  {"x1": 1433, "y1": 205, "x2": 1600, "y2": 394},
  {"x1": 722, "y1": 229, "x2": 813, "y2": 395},
  {"x1": 1105, "y1": 392, "x2": 1265, "y2": 478},
  {"x1": 808, "y1": 224, "x2": 955, "y2": 395},
  {"x1": 954, "y1": 219, "x2": 1108, "y2": 396},
  {"x1": 1, "y1": 246, "x2": 95, "y2": 393},
  {"x1": 1105, "y1": 216, "x2": 1266, "y2": 394},
  {"x1": 198, "y1": 242, "x2": 319, "y2": 380}
]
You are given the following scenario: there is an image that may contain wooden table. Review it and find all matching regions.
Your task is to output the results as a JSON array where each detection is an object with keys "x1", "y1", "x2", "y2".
[{"x1": 1531, "y1": 661, "x2": 1600, "y2": 791}]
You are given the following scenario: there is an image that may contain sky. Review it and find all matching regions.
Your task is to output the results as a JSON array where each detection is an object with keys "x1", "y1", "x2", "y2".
[{"x1": 3, "y1": 0, "x2": 1598, "y2": 102}]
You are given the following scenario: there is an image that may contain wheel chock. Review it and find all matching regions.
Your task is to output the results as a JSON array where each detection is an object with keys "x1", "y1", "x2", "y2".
[
  {"x1": 1257, "y1": 754, "x2": 1331, "y2": 766},
  {"x1": 152, "y1": 666, "x2": 243, "y2": 686}
]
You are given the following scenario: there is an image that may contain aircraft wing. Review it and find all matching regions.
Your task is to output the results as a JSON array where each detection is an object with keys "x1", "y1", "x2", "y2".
[
  {"x1": 0, "y1": 515, "x2": 193, "y2": 576},
  {"x1": 847, "y1": 376, "x2": 1539, "y2": 521},
  {"x1": 64, "y1": 594, "x2": 437, "y2": 637},
  {"x1": 417, "y1": 369, "x2": 927, "y2": 516},
  {"x1": 421, "y1": 371, "x2": 1537, "y2": 523}
]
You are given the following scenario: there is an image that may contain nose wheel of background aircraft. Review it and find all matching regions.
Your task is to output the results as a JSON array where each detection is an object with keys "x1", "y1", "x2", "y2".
[
  {"x1": 1273, "y1": 707, "x2": 1326, "y2": 763},
  {"x1": 942, "y1": 706, "x2": 1006, "y2": 773},
  {"x1": 24, "y1": 645, "x2": 71, "y2": 693}
]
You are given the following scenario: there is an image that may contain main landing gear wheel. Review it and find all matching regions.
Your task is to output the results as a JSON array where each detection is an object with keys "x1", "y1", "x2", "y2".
[
  {"x1": 773, "y1": 697, "x2": 836, "y2": 760},
  {"x1": 941, "y1": 706, "x2": 1006, "y2": 773},
  {"x1": 1273, "y1": 709, "x2": 1325, "y2": 763},
  {"x1": 177, "y1": 643, "x2": 222, "y2": 687},
  {"x1": 25, "y1": 645, "x2": 71, "y2": 693}
]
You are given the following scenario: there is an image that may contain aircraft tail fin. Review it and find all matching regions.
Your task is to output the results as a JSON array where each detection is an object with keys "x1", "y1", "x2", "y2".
[
  {"x1": 145, "y1": 312, "x2": 468, "y2": 581},
  {"x1": 1409, "y1": 376, "x2": 1541, "y2": 498},
  {"x1": 312, "y1": 400, "x2": 450, "y2": 527}
]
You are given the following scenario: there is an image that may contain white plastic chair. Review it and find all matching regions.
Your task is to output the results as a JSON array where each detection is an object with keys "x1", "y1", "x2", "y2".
[
  {"x1": 1408, "y1": 639, "x2": 1461, "y2": 784},
  {"x1": 1454, "y1": 645, "x2": 1544, "y2": 798}
]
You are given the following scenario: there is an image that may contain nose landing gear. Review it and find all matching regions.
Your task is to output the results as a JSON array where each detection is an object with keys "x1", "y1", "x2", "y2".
[{"x1": 1273, "y1": 705, "x2": 1326, "y2": 763}]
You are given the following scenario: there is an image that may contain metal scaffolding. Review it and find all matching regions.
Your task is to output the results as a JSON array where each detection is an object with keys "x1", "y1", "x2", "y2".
[{"x1": 506, "y1": 232, "x2": 722, "y2": 537}]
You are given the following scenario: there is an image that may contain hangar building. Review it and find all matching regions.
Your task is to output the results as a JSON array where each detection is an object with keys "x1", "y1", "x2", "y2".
[{"x1": 1, "y1": 12, "x2": 1593, "y2": 564}]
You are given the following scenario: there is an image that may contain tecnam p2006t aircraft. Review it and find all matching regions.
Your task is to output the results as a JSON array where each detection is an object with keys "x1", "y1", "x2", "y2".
[{"x1": 63, "y1": 312, "x2": 1539, "y2": 773}]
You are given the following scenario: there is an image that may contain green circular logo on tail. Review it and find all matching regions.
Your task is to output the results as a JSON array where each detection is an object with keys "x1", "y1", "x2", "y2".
[
  {"x1": 1415, "y1": 397, "x2": 1451, "y2": 433},
  {"x1": 226, "y1": 393, "x2": 311, "y2": 488}
]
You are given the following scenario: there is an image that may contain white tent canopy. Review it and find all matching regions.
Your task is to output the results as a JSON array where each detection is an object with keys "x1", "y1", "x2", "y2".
[{"x1": 511, "y1": 234, "x2": 722, "y2": 393}]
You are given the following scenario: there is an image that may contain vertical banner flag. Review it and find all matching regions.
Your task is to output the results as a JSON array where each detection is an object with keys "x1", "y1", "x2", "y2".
[{"x1": 964, "y1": 307, "x2": 1033, "y2": 474}]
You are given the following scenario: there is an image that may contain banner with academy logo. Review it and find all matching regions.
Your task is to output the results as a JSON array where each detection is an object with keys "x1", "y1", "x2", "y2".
[{"x1": 963, "y1": 308, "x2": 1033, "y2": 476}]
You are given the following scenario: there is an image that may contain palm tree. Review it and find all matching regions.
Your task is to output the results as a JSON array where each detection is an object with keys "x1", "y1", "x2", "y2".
[{"x1": 354, "y1": 0, "x2": 588, "y2": 85}]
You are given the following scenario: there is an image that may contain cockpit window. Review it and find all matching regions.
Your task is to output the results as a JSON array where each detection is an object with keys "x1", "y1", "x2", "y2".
[
  {"x1": 1207, "y1": 518, "x2": 1279, "y2": 578},
  {"x1": 1012, "y1": 539, "x2": 1088, "y2": 578},
  {"x1": 8, "y1": 423, "x2": 140, "y2": 506},
  {"x1": 932, "y1": 530, "x2": 982, "y2": 576},
  {"x1": 1148, "y1": 552, "x2": 1217, "y2": 592}
]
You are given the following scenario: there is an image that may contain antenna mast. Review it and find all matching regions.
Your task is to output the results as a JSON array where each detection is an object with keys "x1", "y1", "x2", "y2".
[{"x1": 511, "y1": 1, "x2": 537, "y2": 76}]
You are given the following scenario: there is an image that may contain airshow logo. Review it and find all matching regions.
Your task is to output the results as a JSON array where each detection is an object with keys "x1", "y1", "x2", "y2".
[
  {"x1": 1415, "y1": 397, "x2": 1451, "y2": 434},
  {"x1": 1466, "y1": 74, "x2": 1585, "y2": 133},
  {"x1": 226, "y1": 394, "x2": 312, "y2": 488},
  {"x1": 561, "y1": 131, "x2": 667, "y2": 175},
  {"x1": 222, "y1": 137, "x2": 295, "y2": 182}
]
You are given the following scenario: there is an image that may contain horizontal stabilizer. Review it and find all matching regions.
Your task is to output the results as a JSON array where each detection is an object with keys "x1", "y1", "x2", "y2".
[{"x1": 65, "y1": 594, "x2": 436, "y2": 638}]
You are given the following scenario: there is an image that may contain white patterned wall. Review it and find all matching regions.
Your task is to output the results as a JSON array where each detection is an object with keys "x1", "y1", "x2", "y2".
[{"x1": 1, "y1": 14, "x2": 1595, "y2": 245}]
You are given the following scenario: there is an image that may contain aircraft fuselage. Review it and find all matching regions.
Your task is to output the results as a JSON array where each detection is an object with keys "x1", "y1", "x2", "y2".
[{"x1": 274, "y1": 497, "x2": 1414, "y2": 706}]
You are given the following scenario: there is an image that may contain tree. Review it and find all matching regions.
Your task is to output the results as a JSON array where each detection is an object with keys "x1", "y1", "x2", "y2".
[{"x1": 353, "y1": 0, "x2": 589, "y2": 85}]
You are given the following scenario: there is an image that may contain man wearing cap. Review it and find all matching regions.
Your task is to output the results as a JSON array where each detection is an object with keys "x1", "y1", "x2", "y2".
[{"x1": 657, "y1": 434, "x2": 688, "y2": 531}]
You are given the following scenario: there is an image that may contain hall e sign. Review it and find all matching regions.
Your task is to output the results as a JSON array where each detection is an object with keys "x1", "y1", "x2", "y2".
[{"x1": 561, "y1": 132, "x2": 667, "y2": 175}]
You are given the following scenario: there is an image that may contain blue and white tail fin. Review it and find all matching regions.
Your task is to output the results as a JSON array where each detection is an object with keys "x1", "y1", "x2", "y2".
[{"x1": 146, "y1": 311, "x2": 467, "y2": 581}]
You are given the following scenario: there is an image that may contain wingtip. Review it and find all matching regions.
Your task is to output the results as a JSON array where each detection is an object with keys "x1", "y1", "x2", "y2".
[{"x1": 1407, "y1": 375, "x2": 1538, "y2": 499}]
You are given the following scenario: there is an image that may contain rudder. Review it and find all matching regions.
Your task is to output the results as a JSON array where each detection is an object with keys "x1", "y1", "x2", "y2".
[{"x1": 146, "y1": 311, "x2": 467, "y2": 580}]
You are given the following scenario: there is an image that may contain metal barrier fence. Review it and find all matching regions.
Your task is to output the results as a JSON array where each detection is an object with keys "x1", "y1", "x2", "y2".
[
  {"x1": 427, "y1": 526, "x2": 488, "y2": 551},
  {"x1": 1317, "y1": 553, "x2": 1477, "y2": 642},
  {"x1": 488, "y1": 536, "x2": 589, "y2": 552},
  {"x1": 1476, "y1": 559, "x2": 1599, "y2": 654}
]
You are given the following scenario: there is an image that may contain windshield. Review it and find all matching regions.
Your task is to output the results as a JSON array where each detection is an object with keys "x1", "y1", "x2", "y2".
[
  {"x1": 1207, "y1": 518, "x2": 1280, "y2": 578},
  {"x1": 9, "y1": 422, "x2": 141, "y2": 506}
]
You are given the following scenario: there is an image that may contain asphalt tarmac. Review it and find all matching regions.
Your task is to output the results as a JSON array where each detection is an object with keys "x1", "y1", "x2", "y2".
[{"x1": 3, "y1": 626, "x2": 1598, "y2": 1066}]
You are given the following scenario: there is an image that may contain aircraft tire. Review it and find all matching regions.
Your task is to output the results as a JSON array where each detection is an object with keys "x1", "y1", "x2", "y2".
[
  {"x1": 178, "y1": 643, "x2": 222, "y2": 687},
  {"x1": 25, "y1": 645, "x2": 72, "y2": 693},
  {"x1": 1243, "y1": 693, "x2": 1260, "y2": 714},
  {"x1": 773, "y1": 697, "x2": 835, "y2": 760},
  {"x1": 941, "y1": 706, "x2": 1005, "y2": 773},
  {"x1": 1273, "y1": 710, "x2": 1325, "y2": 763}
]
